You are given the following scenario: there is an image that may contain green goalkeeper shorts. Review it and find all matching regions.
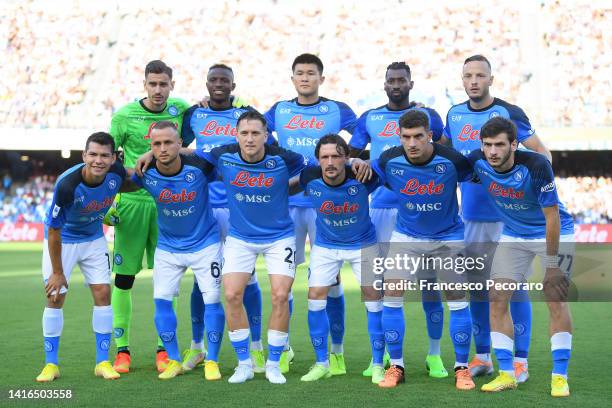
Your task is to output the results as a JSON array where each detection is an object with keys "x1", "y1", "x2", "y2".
[{"x1": 112, "y1": 193, "x2": 158, "y2": 276}]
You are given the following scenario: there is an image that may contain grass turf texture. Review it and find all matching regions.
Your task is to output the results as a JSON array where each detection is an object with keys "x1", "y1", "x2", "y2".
[{"x1": 0, "y1": 242, "x2": 610, "y2": 408}]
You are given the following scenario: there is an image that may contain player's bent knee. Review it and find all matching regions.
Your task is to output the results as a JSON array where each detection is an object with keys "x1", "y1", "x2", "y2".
[
  {"x1": 46, "y1": 295, "x2": 66, "y2": 309},
  {"x1": 270, "y1": 289, "x2": 289, "y2": 307},
  {"x1": 224, "y1": 287, "x2": 244, "y2": 305},
  {"x1": 90, "y1": 283, "x2": 111, "y2": 305},
  {"x1": 308, "y1": 286, "x2": 328, "y2": 300},
  {"x1": 115, "y1": 273, "x2": 135, "y2": 290}
]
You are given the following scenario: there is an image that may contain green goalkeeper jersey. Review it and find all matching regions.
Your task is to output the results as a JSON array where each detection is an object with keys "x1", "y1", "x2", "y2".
[{"x1": 110, "y1": 97, "x2": 191, "y2": 197}]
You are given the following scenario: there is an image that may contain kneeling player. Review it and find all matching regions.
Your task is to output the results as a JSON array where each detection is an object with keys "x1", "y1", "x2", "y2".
[
  {"x1": 469, "y1": 117, "x2": 574, "y2": 397},
  {"x1": 130, "y1": 121, "x2": 225, "y2": 380},
  {"x1": 37, "y1": 132, "x2": 127, "y2": 382},
  {"x1": 295, "y1": 134, "x2": 386, "y2": 383}
]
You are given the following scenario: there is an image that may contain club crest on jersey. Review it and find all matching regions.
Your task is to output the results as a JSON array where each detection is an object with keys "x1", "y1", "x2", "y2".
[
  {"x1": 489, "y1": 111, "x2": 500, "y2": 119},
  {"x1": 513, "y1": 171, "x2": 523, "y2": 182},
  {"x1": 347, "y1": 185, "x2": 358, "y2": 196},
  {"x1": 233, "y1": 110, "x2": 243, "y2": 119},
  {"x1": 265, "y1": 159, "x2": 276, "y2": 169},
  {"x1": 185, "y1": 172, "x2": 196, "y2": 183},
  {"x1": 108, "y1": 179, "x2": 117, "y2": 189},
  {"x1": 168, "y1": 105, "x2": 178, "y2": 116},
  {"x1": 435, "y1": 164, "x2": 446, "y2": 174},
  {"x1": 318, "y1": 105, "x2": 329, "y2": 113}
]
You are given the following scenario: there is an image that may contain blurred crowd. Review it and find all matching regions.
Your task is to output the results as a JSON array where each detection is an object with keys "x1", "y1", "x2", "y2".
[
  {"x1": 0, "y1": 175, "x2": 609, "y2": 224},
  {"x1": 0, "y1": 0, "x2": 610, "y2": 129}
]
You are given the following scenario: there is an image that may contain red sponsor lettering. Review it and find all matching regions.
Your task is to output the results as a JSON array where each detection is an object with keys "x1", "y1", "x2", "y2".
[
  {"x1": 378, "y1": 121, "x2": 400, "y2": 137},
  {"x1": 400, "y1": 178, "x2": 444, "y2": 196},
  {"x1": 81, "y1": 196, "x2": 114, "y2": 213},
  {"x1": 199, "y1": 120, "x2": 237, "y2": 137},
  {"x1": 229, "y1": 171, "x2": 274, "y2": 188},
  {"x1": 143, "y1": 122, "x2": 157, "y2": 140},
  {"x1": 488, "y1": 182, "x2": 525, "y2": 199},
  {"x1": 319, "y1": 201, "x2": 359, "y2": 214},
  {"x1": 0, "y1": 222, "x2": 42, "y2": 241},
  {"x1": 283, "y1": 115, "x2": 325, "y2": 130},
  {"x1": 457, "y1": 124, "x2": 480, "y2": 142},
  {"x1": 158, "y1": 188, "x2": 197, "y2": 203}
]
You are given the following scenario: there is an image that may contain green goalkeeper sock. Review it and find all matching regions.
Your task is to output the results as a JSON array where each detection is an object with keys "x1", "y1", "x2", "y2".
[
  {"x1": 157, "y1": 296, "x2": 178, "y2": 350},
  {"x1": 112, "y1": 287, "x2": 132, "y2": 350}
]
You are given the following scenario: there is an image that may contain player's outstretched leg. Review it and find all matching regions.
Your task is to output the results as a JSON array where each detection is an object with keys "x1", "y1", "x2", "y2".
[
  {"x1": 244, "y1": 274, "x2": 264, "y2": 373},
  {"x1": 327, "y1": 283, "x2": 346, "y2": 376},
  {"x1": 448, "y1": 301, "x2": 474, "y2": 390},
  {"x1": 37, "y1": 306, "x2": 63, "y2": 382},
  {"x1": 92, "y1": 301, "x2": 120, "y2": 380},
  {"x1": 202, "y1": 294, "x2": 225, "y2": 381},
  {"x1": 301, "y1": 299, "x2": 332, "y2": 382},
  {"x1": 365, "y1": 301, "x2": 385, "y2": 384},
  {"x1": 510, "y1": 289, "x2": 532, "y2": 383},
  {"x1": 154, "y1": 299, "x2": 183, "y2": 380},
  {"x1": 183, "y1": 280, "x2": 206, "y2": 371},
  {"x1": 112, "y1": 274, "x2": 133, "y2": 373},
  {"x1": 422, "y1": 282, "x2": 447, "y2": 378},
  {"x1": 379, "y1": 301, "x2": 406, "y2": 388}
]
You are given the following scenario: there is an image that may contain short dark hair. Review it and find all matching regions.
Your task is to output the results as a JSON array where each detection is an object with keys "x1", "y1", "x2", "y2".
[
  {"x1": 85, "y1": 132, "x2": 115, "y2": 152},
  {"x1": 236, "y1": 110, "x2": 267, "y2": 129},
  {"x1": 151, "y1": 120, "x2": 178, "y2": 132},
  {"x1": 315, "y1": 134, "x2": 350, "y2": 159},
  {"x1": 399, "y1": 110, "x2": 429, "y2": 131},
  {"x1": 480, "y1": 117, "x2": 517, "y2": 143},
  {"x1": 292, "y1": 53, "x2": 324, "y2": 74},
  {"x1": 145, "y1": 60, "x2": 173, "y2": 79},
  {"x1": 209, "y1": 63, "x2": 233, "y2": 74},
  {"x1": 386, "y1": 61, "x2": 411, "y2": 78},
  {"x1": 464, "y1": 54, "x2": 491, "y2": 70}
]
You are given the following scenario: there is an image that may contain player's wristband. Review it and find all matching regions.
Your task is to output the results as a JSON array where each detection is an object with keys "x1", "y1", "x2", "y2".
[{"x1": 544, "y1": 255, "x2": 559, "y2": 269}]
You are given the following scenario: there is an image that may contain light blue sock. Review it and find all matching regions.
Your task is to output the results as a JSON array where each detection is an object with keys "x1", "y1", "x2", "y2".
[
  {"x1": 154, "y1": 298, "x2": 180, "y2": 361},
  {"x1": 95, "y1": 332, "x2": 111, "y2": 364},
  {"x1": 491, "y1": 332, "x2": 514, "y2": 373},
  {"x1": 92, "y1": 305, "x2": 113, "y2": 364},
  {"x1": 203, "y1": 302, "x2": 225, "y2": 362},
  {"x1": 190, "y1": 280, "x2": 205, "y2": 344},
  {"x1": 308, "y1": 307, "x2": 329, "y2": 363},
  {"x1": 382, "y1": 304, "x2": 405, "y2": 363},
  {"x1": 510, "y1": 289, "x2": 532, "y2": 359},
  {"x1": 366, "y1": 309, "x2": 385, "y2": 365},
  {"x1": 228, "y1": 329, "x2": 250, "y2": 363},
  {"x1": 422, "y1": 284, "x2": 444, "y2": 355},
  {"x1": 551, "y1": 332, "x2": 572, "y2": 377},
  {"x1": 243, "y1": 282, "x2": 262, "y2": 343},
  {"x1": 469, "y1": 297, "x2": 491, "y2": 354},
  {"x1": 449, "y1": 304, "x2": 472, "y2": 366},
  {"x1": 44, "y1": 336, "x2": 60, "y2": 365},
  {"x1": 326, "y1": 294, "x2": 345, "y2": 348}
]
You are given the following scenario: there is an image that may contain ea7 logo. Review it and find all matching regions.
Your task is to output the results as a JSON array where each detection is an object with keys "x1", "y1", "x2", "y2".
[
  {"x1": 451, "y1": 115, "x2": 462, "y2": 122},
  {"x1": 370, "y1": 114, "x2": 384, "y2": 120},
  {"x1": 540, "y1": 182, "x2": 555, "y2": 193}
]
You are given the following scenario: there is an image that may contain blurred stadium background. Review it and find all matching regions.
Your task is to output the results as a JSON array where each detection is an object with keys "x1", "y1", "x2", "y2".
[{"x1": 0, "y1": 0, "x2": 610, "y2": 240}]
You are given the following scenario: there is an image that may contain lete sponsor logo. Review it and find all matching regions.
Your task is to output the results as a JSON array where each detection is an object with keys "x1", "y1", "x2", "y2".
[
  {"x1": 457, "y1": 124, "x2": 480, "y2": 142},
  {"x1": 283, "y1": 115, "x2": 325, "y2": 130},
  {"x1": 199, "y1": 120, "x2": 237, "y2": 137},
  {"x1": 488, "y1": 182, "x2": 525, "y2": 199},
  {"x1": 400, "y1": 179, "x2": 444, "y2": 196},
  {"x1": 229, "y1": 171, "x2": 274, "y2": 187}
]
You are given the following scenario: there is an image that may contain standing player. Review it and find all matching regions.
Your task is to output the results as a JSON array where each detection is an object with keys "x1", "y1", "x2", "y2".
[
  {"x1": 296, "y1": 134, "x2": 386, "y2": 384},
  {"x1": 180, "y1": 64, "x2": 265, "y2": 372},
  {"x1": 469, "y1": 117, "x2": 574, "y2": 397},
  {"x1": 109, "y1": 60, "x2": 191, "y2": 373},
  {"x1": 197, "y1": 111, "x2": 305, "y2": 384},
  {"x1": 372, "y1": 110, "x2": 476, "y2": 390},
  {"x1": 131, "y1": 122, "x2": 225, "y2": 380},
  {"x1": 265, "y1": 53, "x2": 357, "y2": 374},
  {"x1": 349, "y1": 62, "x2": 447, "y2": 378},
  {"x1": 443, "y1": 55, "x2": 551, "y2": 381},
  {"x1": 36, "y1": 132, "x2": 126, "y2": 382}
]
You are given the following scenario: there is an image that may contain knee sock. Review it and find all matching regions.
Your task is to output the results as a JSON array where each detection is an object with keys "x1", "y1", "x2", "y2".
[
  {"x1": 510, "y1": 289, "x2": 532, "y2": 361},
  {"x1": 308, "y1": 299, "x2": 329, "y2": 365},
  {"x1": 365, "y1": 301, "x2": 384, "y2": 366},
  {"x1": 382, "y1": 302, "x2": 405, "y2": 367},
  {"x1": 92, "y1": 305, "x2": 113, "y2": 364},
  {"x1": 153, "y1": 298, "x2": 180, "y2": 361},
  {"x1": 327, "y1": 285, "x2": 345, "y2": 354},
  {"x1": 42, "y1": 307, "x2": 63, "y2": 365}
]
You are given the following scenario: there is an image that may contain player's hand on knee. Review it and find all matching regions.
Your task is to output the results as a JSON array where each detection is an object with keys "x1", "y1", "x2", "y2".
[
  {"x1": 135, "y1": 151, "x2": 154, "y2": 176},
  {"x1": 543, "y1": 267, "x2": 569, "y2": 302},
  {"x1": 45, "y1": 273, "x2": 68, "y2": 302},
  {"x1": 351, "y1": 158, "x2": 372, "y2": 182}
]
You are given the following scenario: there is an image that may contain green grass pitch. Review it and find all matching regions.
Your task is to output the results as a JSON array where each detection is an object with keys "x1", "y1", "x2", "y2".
[{"x1": 1, "y1": 242, "x2": 610, "y2": 407}]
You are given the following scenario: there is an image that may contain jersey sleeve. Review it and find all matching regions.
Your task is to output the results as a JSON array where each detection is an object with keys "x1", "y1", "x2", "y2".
[
  {"x1": 349, "y1": 111, "x2": 371, "y2": 150},
  {"x1": 131, "y1": 173, "x2": 144, "y2": 188},
  {"x1": 506, "y1": 103, "x2": 536, "y2": 143},
  {"x1": 371, "y1": 159, "x2": 386, "y2": 185},
  {"x1": 264, "y1": 102, "x2": 280, "y2": 132},
  {"x1": 443, "y1": 110, "x2": 452, "y2": 140},
  {"x1": 109, "y1": 110, "x2": 128, "y2": 149},
  {"x1": 299, "y1": 164, "x2": 322, "y2": 188},
  {"x1": 181, "y1": 105, "x2": 198, "y2": 147},
  {"x1": 336, "y1": 101, "x2": 357, "y2": 134},
  {"x1": 45, "y1": 180, "x2": 74, "y2": 229},
  {"x1": 364, "y1": 171, "x2": 381, "y2": 193},
  {"x1": 425, "y1": 108, "x2": 444, "y2": 142},
  {"x1": 437, "y1": 145, "x2": 474, "y2": 182},
  {"x1": 183, "y1": 154, "x2": 217, "y2": 182},
  {"x1": 529, "y1": 157, "x2": 559, "y2": 208},
  {"x1": 269, "y1": 145, "x2": 306, "y2": 177}
]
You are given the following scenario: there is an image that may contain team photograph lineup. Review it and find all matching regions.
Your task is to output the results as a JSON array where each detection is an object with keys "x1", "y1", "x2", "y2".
[{"x1": 30, "y1": 51, "x2": 581, "y2": 399}]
